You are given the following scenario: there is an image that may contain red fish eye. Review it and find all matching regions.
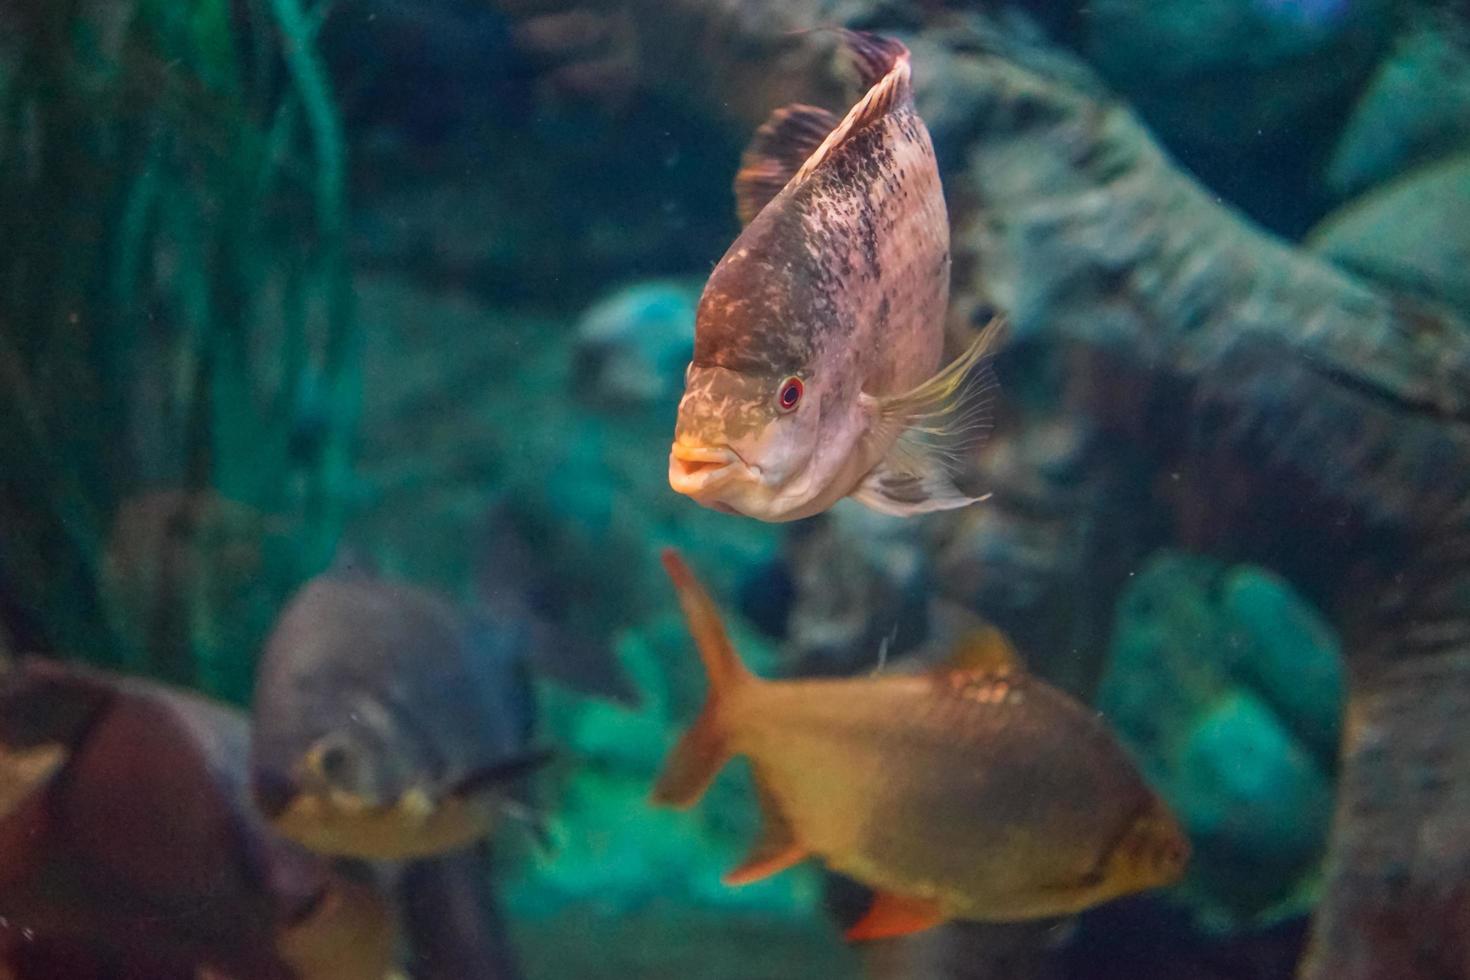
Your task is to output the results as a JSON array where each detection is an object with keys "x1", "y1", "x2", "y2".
[{"x1": 777, "y1": 377, "x2": 804, "y2": 411}]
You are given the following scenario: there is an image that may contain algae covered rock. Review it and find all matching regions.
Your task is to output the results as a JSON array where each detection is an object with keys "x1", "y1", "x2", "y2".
[
  {"x1": 571, "y1": 280, "x2": 699, "y2": 410},
  {"x1": 1326, "y1": 9, "x2": 1470, "y2": 197},
  {"x1": 1176, "y1": 692, "x2": 1335, "y2": 911},
  {"x1": 1097, "y1": 552, "x2": 1344, "y2": 929},
  {"x1": 1307, "y1": 154, "x2": 1470, "y2": 317}
]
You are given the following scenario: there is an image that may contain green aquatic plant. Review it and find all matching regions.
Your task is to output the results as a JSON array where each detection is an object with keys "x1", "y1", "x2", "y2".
[{"x1": 0, "y1": 0, "x2": 356, "y2": 701}]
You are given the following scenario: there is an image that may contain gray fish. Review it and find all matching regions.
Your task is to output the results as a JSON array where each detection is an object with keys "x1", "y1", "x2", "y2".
[
  {"x1": 250, "y1": 574, "x2": 548, "y2": 862},
  {"x1": 668, "y1": 30, "x2": 1000, "y2": 522}
]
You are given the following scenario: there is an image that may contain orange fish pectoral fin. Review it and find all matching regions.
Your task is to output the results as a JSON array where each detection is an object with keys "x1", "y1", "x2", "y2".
[
  {"x1": 845, "y1": 891, "x2": 947, "y2": 942},
  {"x1": 723, "y1": 773, "x2": 808, "y2": 886}
]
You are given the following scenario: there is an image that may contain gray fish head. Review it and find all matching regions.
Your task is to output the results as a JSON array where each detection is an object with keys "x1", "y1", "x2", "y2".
[
  {"x1": 670, "y1": 363, "x2": 862, "y2": 521},
  {"x1": 253, "y1": 694, "x2": 444, "y2": 820}
]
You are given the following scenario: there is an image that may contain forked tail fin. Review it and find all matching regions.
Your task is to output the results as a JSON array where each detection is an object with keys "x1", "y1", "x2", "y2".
[{"x1": 650, "y1": 549, "x2": 756, "y2": 808}]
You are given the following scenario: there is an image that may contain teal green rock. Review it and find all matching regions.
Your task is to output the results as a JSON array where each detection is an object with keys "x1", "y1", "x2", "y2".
[
  {"x1": 573, "y1": 280, "x2": 700, "y2": 410},
  {"x1": 1326, "y1": 9, "x2": 1470, "y2": 197},
  {"x1": 1307, "y1": 154, "x2": 1470, "y2": 318},
  {"x1": 1222, "y1": 566, "x2": 1344, "y2": 762},
  {"x1": 1097, "y1": 550, "x2": 1345, "y2": 929},
  {"x1": 1177, "y1": 691, "x2": 1335, "y2": 916}
]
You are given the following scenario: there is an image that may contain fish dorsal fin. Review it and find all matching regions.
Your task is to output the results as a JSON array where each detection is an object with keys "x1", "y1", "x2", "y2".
[
  {"x1": 734, "y1": 104, "x2": 841, "y2": 226},
  {"x1": 937, "y1": 625, "x2": 1023, "y2": 677},
  {"x1": 723, "y1": 770, "x2": 808, "y2": 885},
  {"x1": 926, "y1": 601, "x2": 1024, "y2": 678},
  {"x1": 791, "y1": 33, "x2": 912, "y2": 187}
]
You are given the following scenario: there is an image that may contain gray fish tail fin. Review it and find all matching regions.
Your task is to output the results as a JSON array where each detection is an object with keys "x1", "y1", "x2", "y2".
[
  {"x1": 735, "y1": 104, "x2": 840, "y2": 225},
  {"x1": 651, "y1": 549, "x2": 756, "y2": 808},
  {"x1": 854, "y1": 317, "x2": 1005, "y2": 517}
]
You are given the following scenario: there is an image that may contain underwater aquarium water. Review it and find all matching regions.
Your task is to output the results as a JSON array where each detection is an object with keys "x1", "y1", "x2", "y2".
[{"x1": 1, "y1": 1, "x2": 1469, "y2": 979}]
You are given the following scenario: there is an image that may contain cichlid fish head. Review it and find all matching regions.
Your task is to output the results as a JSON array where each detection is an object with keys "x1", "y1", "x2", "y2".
[{"x1": 671, "y1": 338, "x2": 867, "y2": 521}]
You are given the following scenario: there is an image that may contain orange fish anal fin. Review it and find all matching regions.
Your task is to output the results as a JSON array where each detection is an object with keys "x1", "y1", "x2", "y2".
[
  {"x1": 723, "y1": 772, "x2": 808, "y2": 885},
  {"x1": 845, "y1": 891, "x2": 946, "y2": 942},
  {"x1": 735, "y1": 104, "x2": 840, "y2": 225}
]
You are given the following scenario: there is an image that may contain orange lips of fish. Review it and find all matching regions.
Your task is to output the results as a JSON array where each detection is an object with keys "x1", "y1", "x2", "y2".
[
  {"x1": 668, "y1": 443, "x2": 750, "y2": 496},
  {"x1": 649, "y1": 548, "x2": 1191, "y2": 942},
  {"x1": 668, "y1": 30, "x2": 1003, "y2": 523}
]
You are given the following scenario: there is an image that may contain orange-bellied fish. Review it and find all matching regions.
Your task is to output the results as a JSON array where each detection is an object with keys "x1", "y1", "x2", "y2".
[
  {"x1": 650, "y1": 550, "x2": 1189, "y2": 941},
  {"x1": 668, "y1": 30, "x2": 1000, "y2": 522}
]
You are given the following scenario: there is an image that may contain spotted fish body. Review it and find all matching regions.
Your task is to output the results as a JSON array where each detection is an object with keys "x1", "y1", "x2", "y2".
[
  {"x1": 669, "y1": 32, "x2": 999, "y2": 522},
  {"x1": 651, "y1": 551, "x2": 1189, "y2": 940}
]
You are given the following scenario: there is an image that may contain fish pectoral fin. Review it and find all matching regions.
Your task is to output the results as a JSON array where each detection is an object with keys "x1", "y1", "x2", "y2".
[
  {"x1": 449, "y1": 747, "x2": 556, "y2": 799},
  {"x1": 855, "y1": 317, "x2": 1005, "y2": 517},
  {"x1": 723, "y1": 773, "x2": 807, "y2": 885},
  {"x1": 851, "y1": 455, "x2": 985, "y2": 517},
  {"x1": 735, "y1": 104, "x2": 840, "y2": 225},
  {"x1": 845, "y1": 891, "x2": 946, "y2": 942}
]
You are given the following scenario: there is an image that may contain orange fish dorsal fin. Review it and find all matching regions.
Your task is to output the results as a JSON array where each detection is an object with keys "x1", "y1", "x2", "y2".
[
  {"x1": 845, "y1": 891, "x2": 946, "y2": 942},
  {"x1": 734, "y1": 104, "x2": 840, "y2": 225},
  {"x1": 723, "y1": 772, "x2": 807, "y2": 885},
  {"x1": 791, "y1": 32, "x2": 912, "y2": 188},
  {"x1": 932, "y1": 623, "x2": 1024, "y2": 679}
]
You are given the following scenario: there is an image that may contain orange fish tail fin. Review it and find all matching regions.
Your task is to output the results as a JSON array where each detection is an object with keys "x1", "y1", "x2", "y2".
[
  {"x1": 659, "y1": 549, "x2": 753, "y2": 694},
  {"x1": 652, "y1": 549, "x2": 758, "y2": 808}
]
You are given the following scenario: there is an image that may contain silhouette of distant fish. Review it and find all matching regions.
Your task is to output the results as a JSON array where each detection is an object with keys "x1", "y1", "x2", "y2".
[
  {"x1": 650, "y1": 549, "x2": 1189, "y2": 941},
  {"x1": 668, "y1": 30, "x2": 1000, "y2": 522}
]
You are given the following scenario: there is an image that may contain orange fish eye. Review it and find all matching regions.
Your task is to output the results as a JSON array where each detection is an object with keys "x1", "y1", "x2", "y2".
[{"x1": 776, "y1": 376, "x2": 804, "y2": 412}]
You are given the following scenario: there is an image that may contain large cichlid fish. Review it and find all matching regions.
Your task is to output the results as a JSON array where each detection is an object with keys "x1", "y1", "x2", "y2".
[
  {"x1": 650, "y1": 550, "x2": 1189, "y2": 941},
  {"x1": 668, "y1": 30, "x2": 1000, "y2": 521}
]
